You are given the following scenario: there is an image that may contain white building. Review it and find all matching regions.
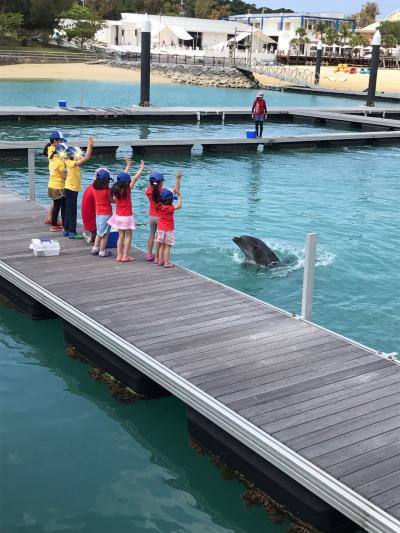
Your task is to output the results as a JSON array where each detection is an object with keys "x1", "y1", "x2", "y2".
[
  {"x1": 227, "y1": 12, "x2": 356, "y2": 54},
  {"x1": 95, "y1": 13, "x2": 275, "y2": 58}
]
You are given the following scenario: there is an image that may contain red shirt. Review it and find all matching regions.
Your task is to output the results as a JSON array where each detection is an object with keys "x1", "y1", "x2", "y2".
[
  {"x1": 145, "y1": 186, "x2": 159, "y2": 217},
  {"x1": 81, "y1": 184, "x2": 96, "y2": 232},
  {"x1": 115, "y1": 192, "x2": 132, "y2": 216},
  {"x1": 157, "y1": 204, "x2": 175, "y2": 231},
  {"x1": 252, "y1": 98, "x2": 267, "y2": 115},
  {"x1": 93, "y1": 188, "x2": 112, "y2": 216}
]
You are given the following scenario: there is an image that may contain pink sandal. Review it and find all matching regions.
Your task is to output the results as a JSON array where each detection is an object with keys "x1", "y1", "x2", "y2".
[
  {"x1": 121, "y1": 256, "x2": 135, "y2": 262},
  {"x1": 163, "y1": 263, "x2": 175, "y2": 269},
  {"x1": 116, "y1": 257, "x2": 123, "y2": 262},
  {"x1": 146, "y1": 254, "x2": 155, "y2": 261}
]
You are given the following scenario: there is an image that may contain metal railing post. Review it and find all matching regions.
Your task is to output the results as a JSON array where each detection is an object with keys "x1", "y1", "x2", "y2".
[
  {"x1": 28, "y1": 148, "x2": 36, "y2": 201},
  {"x1": 301, "y1": 233, "x2": 317, "y2": 320}
]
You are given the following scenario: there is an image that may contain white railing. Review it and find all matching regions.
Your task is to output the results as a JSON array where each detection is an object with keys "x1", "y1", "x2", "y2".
[{"x1": 251, "y1": 61, "x2": 315, "y2": 87}]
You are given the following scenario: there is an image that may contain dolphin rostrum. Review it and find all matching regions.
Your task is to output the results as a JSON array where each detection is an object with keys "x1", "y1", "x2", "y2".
[{"x1": 232, "y1": 235, "x2": 280, "y2": 267}]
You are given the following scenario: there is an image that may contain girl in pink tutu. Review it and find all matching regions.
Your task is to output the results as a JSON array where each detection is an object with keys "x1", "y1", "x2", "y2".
[{"x1": 108, "y1": 159, "x2": 145, "y2": 262}]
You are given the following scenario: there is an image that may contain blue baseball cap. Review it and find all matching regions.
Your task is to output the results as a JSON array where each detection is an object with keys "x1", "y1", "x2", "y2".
[
  {"x1": 116, "y1": 171, "x2": 131, "y2": 183},
  {"x1": 149, "y1": 170, "x2": 165, "y2": 184},
  {"x1": 95, "y1": 167, "x2": 113, "y2": 180},
  {"x1": 160, "y1": 188, "x2": 174, "y2": 202},
  {"x1": 54, "y1": 143, "x2": 68, "y2": 156},
  {"x1": 50, "y1": 129, "x2": 67, "y2": 142},
  {"x1": 66, "y1": 146, "x2": 82, "y2": 158}
]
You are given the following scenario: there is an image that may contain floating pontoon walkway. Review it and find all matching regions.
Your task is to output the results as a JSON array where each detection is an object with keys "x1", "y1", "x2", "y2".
[
  {"x1": 2, "y1": 130, "x2": 400, "y2": 158},
  {"x1": 0, "y1": 105, "x2": 400, "y2": 121},
  {"x1": 1, "y1": 188, "x2": 400, "y2": 533}
]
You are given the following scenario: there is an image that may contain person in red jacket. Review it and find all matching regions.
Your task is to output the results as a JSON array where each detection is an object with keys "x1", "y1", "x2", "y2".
[
  {"x1": 81, "y1": 182, "x2": 96, "y2": 243},
  {"x1": 251, "y1": 91, "x2": 267, "y2": 137}
]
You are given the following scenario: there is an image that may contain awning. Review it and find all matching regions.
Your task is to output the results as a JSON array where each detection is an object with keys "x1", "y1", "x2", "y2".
[
  {"x1": 227, "y1": 31, "x2": 250, "y2": 44},
  {"x1": 253, "y1": 28, "x2": 276, "y2": 44},
  {"x1": 168, "y1": 25, "x2": 193, "y2": 41}
]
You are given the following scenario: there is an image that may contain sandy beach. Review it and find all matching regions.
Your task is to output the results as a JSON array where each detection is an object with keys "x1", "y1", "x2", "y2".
[
  {"x1": 0, "y1": 62, "x2": 399, "y2": 95},
  {"x1": 0, "y1": 62, "x2": 171, "y2": 83},
  {"x1": 255, "y1": 65, "x2": 400, "y2": 94}
]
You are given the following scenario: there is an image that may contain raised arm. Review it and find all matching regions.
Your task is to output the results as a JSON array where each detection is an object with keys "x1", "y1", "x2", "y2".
[
  {"x1": 172, "y1": 170, "x2": 182, "y2": 193},
  {"x1": 130, "y1": 160, "x2": 145, "y2": 189},
  {"x1": 174, "y1": 190, "x2": 182, "y2": 210},
  {"x1": 75, "y1": 136, "x2": 95, "y2": 167},
  {"x1": 124, "y1": 157, "x2": 133, "y2": 174}
]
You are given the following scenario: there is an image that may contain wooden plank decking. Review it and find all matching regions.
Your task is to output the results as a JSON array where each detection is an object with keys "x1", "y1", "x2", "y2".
[
  {"x1": 0, "y1": 188, "x2": 399, "y2": 532},
  {"x1": 1, "y1": 130, "x2": 400, "y2": 159},
  {"x1": 0, "y1": 105, "x2": 399, "y2": 121}
]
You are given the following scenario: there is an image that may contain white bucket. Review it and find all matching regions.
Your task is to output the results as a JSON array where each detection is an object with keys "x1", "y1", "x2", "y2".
[{"x1": 29, "y1": 238, "x2": 60, "y2": 257}]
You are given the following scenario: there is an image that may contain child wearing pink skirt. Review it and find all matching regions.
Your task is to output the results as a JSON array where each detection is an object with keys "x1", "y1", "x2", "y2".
[{"x1": 108, "y1": 159, "x2": 144, "y2": 262}]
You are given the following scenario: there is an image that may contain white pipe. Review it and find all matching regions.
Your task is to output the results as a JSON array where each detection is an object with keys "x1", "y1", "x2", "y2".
[
  {"x1": 301, "y1": 232, "x2": 317, "y2": 320},
  {"x1": 28, "y1": 149, "x2": 36, "y2": 201}
]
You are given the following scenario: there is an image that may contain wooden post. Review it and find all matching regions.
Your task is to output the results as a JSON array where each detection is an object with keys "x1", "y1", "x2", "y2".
[
  {"x1": 301, "y1": 233, "x2": 317, "y2": 320},
  {"x1": 28, "y1": 149, "x2": 36, "y2": 201}
]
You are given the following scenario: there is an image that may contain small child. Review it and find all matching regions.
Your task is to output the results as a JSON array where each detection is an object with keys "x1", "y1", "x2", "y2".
[
  {"x1": 81, "y1": 182, "x2": 96, "y2": 243},
  {"x1": 155, "y1": 180, "x2": 182, "y2": 269},
  {"x1": 91, "y1": 168, "x2": 114, "y2": 257},
  {"x1": 47, "y1": 143, "x2": 67, "y2": 232},
  {"x1": 108, "y1": 159, "x2": 145, "y2": 263},
  {"x1": 145, "y1": 170, "x2": 182, "y2": 262},
  {"x1": 63, "y1": 137, "x2": 94, "y2": 239}
]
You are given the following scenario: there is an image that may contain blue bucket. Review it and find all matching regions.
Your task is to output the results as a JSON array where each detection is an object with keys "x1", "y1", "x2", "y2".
[
  {"x1": 58, "y1": 100, "x2": 67, "y2": 108},
  {"x1": 107, "y1": 231, "x2": 118, "y2": 248},
  {"x1": 246, "y1": 130, "x2": 257, "y2": 139}
]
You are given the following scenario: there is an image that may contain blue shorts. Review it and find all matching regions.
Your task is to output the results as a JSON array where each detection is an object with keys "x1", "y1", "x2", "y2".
[
  {"x1": 254, "y1": 114, "x2": 265, "y2": 122},
  {"x1": 96, "y1": 214, "x2": 112, "y2": 237}
]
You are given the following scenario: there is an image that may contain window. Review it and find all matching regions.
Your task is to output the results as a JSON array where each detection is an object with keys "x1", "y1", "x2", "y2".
[{"x1": 285, "y1": 22, "x2": 291, "y2": 30}]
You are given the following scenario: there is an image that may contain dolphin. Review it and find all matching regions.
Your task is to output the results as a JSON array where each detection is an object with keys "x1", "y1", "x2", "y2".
[{"x1": 232, "y1": 235, "x2": 280, "y2": 267}]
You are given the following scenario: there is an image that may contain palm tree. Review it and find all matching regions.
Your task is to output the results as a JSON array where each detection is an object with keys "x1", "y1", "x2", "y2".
[
  {"x1": 291, "y1": 26, "x2": 310, "y2": 54},
  {"x1": 339, "y1": 22, "x2": 352, "y2": 45},
  {"x1": 315, "y1": 21, "x2": 328, "y2": 40},
  {"x1": 323, "y1": 27, "x2": 339, "y2": 46}
]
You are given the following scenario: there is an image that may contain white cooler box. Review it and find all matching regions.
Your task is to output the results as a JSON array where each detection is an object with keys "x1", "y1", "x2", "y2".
[{"x1": 29, "y1": 238, "x2": 60, "y2": 257}]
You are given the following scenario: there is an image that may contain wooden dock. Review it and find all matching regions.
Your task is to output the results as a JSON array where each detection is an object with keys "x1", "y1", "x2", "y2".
[
  {"x1": 1, "y1": 188, "x2": 399, "y2": 532},
  {"x1": 2, "y1": 130, "x2": 400, "y2": 159},
  {"x1": 0, "y1": 105, "x2": 399, "y2": 122}
]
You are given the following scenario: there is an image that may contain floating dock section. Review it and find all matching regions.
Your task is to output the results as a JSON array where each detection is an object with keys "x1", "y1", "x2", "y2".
[{"x1": 1, "y1": 188, "x2": 400, "y2": 532}]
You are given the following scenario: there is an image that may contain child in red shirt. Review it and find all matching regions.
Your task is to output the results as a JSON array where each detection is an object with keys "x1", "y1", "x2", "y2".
[
  {"x1": 92, "y1": 167, "x2": 114, "y2": 257},
  {"x1": 155, "y1": 183, "x2": 182, "y2": 269},
  {"x1": 145, "y1": 170, "x2": 182, "y2": 262},
  {"x1": 108, "y1": 159, "x2": 144, "y2": 262}
]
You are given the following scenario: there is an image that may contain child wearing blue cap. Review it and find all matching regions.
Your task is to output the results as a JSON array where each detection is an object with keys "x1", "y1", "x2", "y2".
[
  {"x1": 43, "y1": 129, "x2": 68, "y2": 226},
  {"x1": 92, "y1": 167, "x2": 114, "y2": 257},
  {"x1": 108, "y1": 159, "x2": 145, "y2": 262},
  {"x1": 63, "y1": 137, "x2": 94, "y2": 239},
  {"x1": 145, "y1": 170, "x2": 182, "y2": 262},
  {"x1": 155, "y1": 181, "x2": 182, "y2": 268}
]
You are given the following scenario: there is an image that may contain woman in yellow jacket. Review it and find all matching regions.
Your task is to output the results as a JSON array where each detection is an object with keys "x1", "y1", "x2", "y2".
[{"x1": 48, "y1": 144, "x2": 67, "y2": 232}]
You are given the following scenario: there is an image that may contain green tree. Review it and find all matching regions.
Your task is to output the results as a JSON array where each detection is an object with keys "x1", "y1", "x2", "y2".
[
  {"x1": 315, "y1": 20, "x2": 328, "y2": 39},
  {"x1": 290, "y1": 27, "x2": 310, "y2": 53},
  {"x1": 62, "y1": 4, "x2": 104, "y2": 49},
  {"x1": 0, "y1": 12, "x2": 24, "y2": 38},
  {"x1": 85, "y1": 0, "x2": 122, "y2": 20},
  {"x1": 323, "y1": 27, "x2": 340, "y2": 46},
  {"x1": 339, "y1": 22, "x2": 352, "y2": 44},
  {"x1": 351, "y1": 2, "x2": 380, "y2": 28},
  {"x1": 348, "y1": 32, "x2": 368, "y2": 47},
  {"x1": 379, "y1": 20, "x2": 400, "y2": 47}
]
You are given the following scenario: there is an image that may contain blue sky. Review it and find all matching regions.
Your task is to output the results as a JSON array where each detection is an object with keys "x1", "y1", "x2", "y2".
[{"x1": 252, "y1": 1, "x2": 396, "y2": 19}]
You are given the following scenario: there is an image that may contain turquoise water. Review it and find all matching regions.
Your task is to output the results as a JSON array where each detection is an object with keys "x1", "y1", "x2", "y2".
[
  {"x1": 0, "y1": 80, "x2": 398, "y2": 533},
  {"x1": 0, "y1": 119, "x2": 343, "y2": 142},
  {"x1": 0, "y1": 306, "x2": 285, "y2": 533},
  {"x1": 0, "y1": 79, "x2": 377, "y2": 108}
]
